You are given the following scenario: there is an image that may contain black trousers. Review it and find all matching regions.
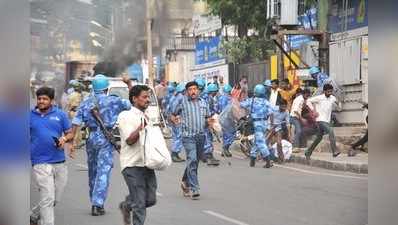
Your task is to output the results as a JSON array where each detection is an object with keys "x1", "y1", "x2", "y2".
[{"x1": 122, "y1": 167, "x2": 157, "y2": 225}]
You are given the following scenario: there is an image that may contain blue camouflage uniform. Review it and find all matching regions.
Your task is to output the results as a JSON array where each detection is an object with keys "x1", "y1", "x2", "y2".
[
  {"x1": 72, "y1": 92, "x2": 131, "y2": 207},
  {"x1": 167, "y1": 93, "x2": 184, "y2": 154},
  {"x1": 162, "y1": 92, "x2": 174, "y2": 112},
  {"x1": 217, "y1": 93, "x2": 236, "y2": 150},
  {"x1": 200, "y1": 91, "x2": 216, "y2": 155},
  {"x1": 240, "y1": 97, "x2": 274, "y2": 159}
]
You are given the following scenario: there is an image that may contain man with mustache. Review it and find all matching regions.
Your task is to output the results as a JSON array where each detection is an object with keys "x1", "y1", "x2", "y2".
[
  {"x1": 170, "y1": 81, "x2": 212, "y2": 200},
  {"x1": 117, "y1": 85, "x2": 157, "y2": 225}
]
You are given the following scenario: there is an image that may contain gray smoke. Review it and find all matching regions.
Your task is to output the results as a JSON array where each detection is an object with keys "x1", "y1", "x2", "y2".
[{"x1": 99, "y1": 0, "x2": 194, "y2": 76}]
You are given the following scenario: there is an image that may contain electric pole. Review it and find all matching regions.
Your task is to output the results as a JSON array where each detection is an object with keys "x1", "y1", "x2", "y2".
[{"x1": 146, "y1": 0, "x2": 154, "y2": 87}]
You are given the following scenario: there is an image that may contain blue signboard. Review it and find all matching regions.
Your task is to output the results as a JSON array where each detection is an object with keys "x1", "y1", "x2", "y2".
[
  {"x1": 287, "y1": 8, "x2": 317, "y2": 49},
  {"x1": 329, "y1": 0, "x2": 368, "y2": 33},
  {"x1": 195, "y1": 36, "x2": 224, "y2": 65}
]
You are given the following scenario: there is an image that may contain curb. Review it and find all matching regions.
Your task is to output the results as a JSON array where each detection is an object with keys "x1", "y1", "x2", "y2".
[{"x1": 288, "y1": 154, "x2": 368, "y2": 174}]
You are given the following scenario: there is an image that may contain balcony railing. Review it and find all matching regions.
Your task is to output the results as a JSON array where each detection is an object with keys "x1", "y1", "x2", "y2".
[{"x1": 165, "y1": 37, "x2": 195, "y2": 51}]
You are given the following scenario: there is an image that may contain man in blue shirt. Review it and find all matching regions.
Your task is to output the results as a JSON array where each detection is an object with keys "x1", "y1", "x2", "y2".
[
  {"x1": 170, "y1": 81, "x2": 212, "y2": 200},
  {"x1": 269, "y1": 99, "x2": 291, "y2": 163},
  {"x1": 196, "y1": 78, "x2": 220, "y2": 166},
  {"x1": 30, "y1": 87, "x2": 74, "y2": 225},
  {"x1": 71, "y1": 75, "x2": 131, "y2": 216}
]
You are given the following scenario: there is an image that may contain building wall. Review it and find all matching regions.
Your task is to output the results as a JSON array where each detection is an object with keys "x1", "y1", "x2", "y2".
[
  {"x1": 166, "y1": 51, "x2": 195, "y2": 82},
  {"x1": 328, "y1": 0, "x2": 368, "y2": 125}
]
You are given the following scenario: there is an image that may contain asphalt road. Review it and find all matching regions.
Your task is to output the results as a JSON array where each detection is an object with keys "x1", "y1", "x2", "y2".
[{"x1": 31, "y1": 142, "x2": 368, "y2": 225}]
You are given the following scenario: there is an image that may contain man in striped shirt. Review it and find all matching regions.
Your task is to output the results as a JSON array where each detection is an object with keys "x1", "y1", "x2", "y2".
[{"x1": 170, "y1": 81, "x2": 211, "y2": 200}]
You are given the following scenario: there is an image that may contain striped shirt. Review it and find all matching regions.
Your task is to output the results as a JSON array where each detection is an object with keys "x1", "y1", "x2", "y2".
[{"x1": 172, "y1": 95, "x2": 210, "y2": 137}]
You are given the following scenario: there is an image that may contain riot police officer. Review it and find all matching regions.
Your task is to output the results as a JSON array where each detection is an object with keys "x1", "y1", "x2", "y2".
[
  {"x1": 240, "y1": 84, "x2": 275, "y2": 168},
  {"x1": 71, "y1": 75, "x2": 131, "y2": 216},
  {"x1": 167, "y1": 83, "x2": 186, "y2": 162},
  {"x1": 195, "y1": 78, "x2": 220, "y2": 166},
  {"x1": 217, "y1": 84, "x2": 234, "y2": 157}
]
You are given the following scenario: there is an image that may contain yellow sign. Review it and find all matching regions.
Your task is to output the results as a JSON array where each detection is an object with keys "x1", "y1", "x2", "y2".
[{"x1": 270, "y1": 55, "x2": 278, "y2": 80}]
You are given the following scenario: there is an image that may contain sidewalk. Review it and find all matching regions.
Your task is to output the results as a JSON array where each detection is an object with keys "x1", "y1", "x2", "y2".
[{"x1": 288, "y1": 151, "x2": 368, "y2": 174}]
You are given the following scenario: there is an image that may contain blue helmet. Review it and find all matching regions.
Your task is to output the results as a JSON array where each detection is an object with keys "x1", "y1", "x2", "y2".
[
  {"x1": 207, "y1": 83, "x2": 219, "y2": 93},
  {"x1": 195, "y1": 78, "x2": 206, "y2": 90},
  {"x1": 254, "y1": 84, "x2": 266, "y2": 97},
  {"x1": 167, "y1": 85, "x2": 175, "y2": 93},
  {"x1": 263, "y1": 79, "x2": 272, "y2": 87},
  {"x1": 92, "y1": 74, "x2": 109, "y2": 91},
  {"x1": 309, "y1": 66, "x2": 320, "y2": 75},
  {"x1": 223, "y1": 84, "x2": 233, "y2": 94},
  {"x1": 176, "y1": 83, "x2": 185, "y2": 93}
]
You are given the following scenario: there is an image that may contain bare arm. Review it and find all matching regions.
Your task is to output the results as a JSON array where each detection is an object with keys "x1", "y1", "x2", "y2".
[
  {"x1": 122, "y1": 75, "x2": 133, "y2": 91},
  {"x1": 126, "y1": 121, "x2": 145, "y2": 145}
]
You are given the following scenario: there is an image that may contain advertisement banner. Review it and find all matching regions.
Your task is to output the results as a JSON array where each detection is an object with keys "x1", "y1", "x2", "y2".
[
  {"x1": 192, "y1": 64, "x2": 229, "y2": 85},
  {"x1": 329, "y1": 0, "x2": 368, "y2": 33},
  {"x1": 195, "y1": 36, "x2": 225, "y2": 66},
  {"x1": 286, "y1": 8, "x2": 317, "y2": 50},
  {"x1": 193, "y1": 15, "x2": 222, "y2": 36}
]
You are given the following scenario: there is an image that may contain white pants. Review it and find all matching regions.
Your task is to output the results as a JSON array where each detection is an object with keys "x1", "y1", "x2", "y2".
[{"x1": 31, "y1": 163, "x2": 68, "y2": 225}]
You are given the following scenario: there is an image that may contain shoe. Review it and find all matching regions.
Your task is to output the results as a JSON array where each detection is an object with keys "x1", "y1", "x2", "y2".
[
  {"x1": 172, "y1": 153, "x2": 185, "y2": 163},
  {"x1": 30, "y1": 215, "x2": 39, "y2": 225},
  {"x1": 191, "y1": 190, "x2": 200, "y2": 200},
  {"x1": 119, "y1": 201, "x2": 131, "y2": 225},
  {"x1": 263, "y1": 157, "x2": 273, "y2": 168},
  {"x1": 208, "y1": 154, "x2": 220, "y2": 162},
  {"x1": 207, "y1": 158, "x2": 220, "y2": 166},
  {"x1": 249, "y1": 157, "x2": 256, "y2": 167},
  {"x1": 176, "y1": 154, "x2": 186, "y2": 162},
  {"x1": 92, "y1": 206, "x2": 105, "y2": 216},
  {"x1": 181, "y1": 181, "x2": 190, "y2": 197},
  {"x1": 333, "y1": 151, "x2": 341, "y2": 158}
]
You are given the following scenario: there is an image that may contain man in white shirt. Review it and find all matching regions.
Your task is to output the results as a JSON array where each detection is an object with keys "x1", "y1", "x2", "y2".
[
  {"x1": 305, "y1": 84, "x2": 342, "y2": 160},
  {"x1": 269, "y1": 79, "x2": 282, "y2": 107},
  {"x1": 290, "y1": 89, "x2": 311, "y2": 149},
  {"x1": 117, "y1": 85, "x2": 157, "y2": 225}
]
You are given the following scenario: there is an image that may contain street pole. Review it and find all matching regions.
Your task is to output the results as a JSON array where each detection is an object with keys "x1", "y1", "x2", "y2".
[{"x1": 146, "y1": 0, "x2": 154, "y2": 87}]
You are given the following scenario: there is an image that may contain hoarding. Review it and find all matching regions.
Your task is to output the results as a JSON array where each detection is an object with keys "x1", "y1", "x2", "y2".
[
  {"x1": 286, "y1": 8, "x2": 317, "y2": 50},
  {"x1": 329, "y1": 0, "x2": 368, "y2": 33},
  {"x1": 193, "y1": 15, "x2": 222, "y2": 36},
  {"x1": 195, "y1": 36, "x2": 225, "y2": 66}
]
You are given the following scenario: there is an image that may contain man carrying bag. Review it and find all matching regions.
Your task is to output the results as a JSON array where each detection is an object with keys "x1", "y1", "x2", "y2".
[{"x1": 117, "y1": 85, "x2": 167, "y2": 225}]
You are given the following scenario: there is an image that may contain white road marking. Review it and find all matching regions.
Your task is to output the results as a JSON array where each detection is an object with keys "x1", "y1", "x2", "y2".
[
  {"x1": 274, "y1": 164, "x2": 368, "y2": 180},
  {"x1": 203, "y1": 210, "x2": 250, "y2": 225},
  {"x1": 75, "y1": 164, "x2": 88, "y2": 169}
]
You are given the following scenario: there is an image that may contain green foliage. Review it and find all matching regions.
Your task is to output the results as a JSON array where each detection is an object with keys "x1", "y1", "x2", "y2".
[
  {"x1": 222, "y1": 37, "x2": 275, "y2": 64},
  {"x1": 204, "y1": 0, "x2": 273, "y2": 63}
]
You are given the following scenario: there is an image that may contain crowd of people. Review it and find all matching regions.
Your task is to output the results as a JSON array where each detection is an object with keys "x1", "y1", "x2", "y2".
[{"x1": 29, "y1": 66, "x2": 367, "y2": 225}]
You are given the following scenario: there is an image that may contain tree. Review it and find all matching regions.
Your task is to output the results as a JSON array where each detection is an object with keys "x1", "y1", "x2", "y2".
[{"x1": 203, "y1": 0, "x2": 274, "y2": 63}]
